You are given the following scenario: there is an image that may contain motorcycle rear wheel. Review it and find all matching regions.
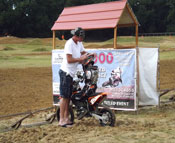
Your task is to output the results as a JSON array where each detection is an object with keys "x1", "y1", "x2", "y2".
[
  {"x1": 99, "y1": 108, "x2": 116, "y2": 127},
  {"x1": 56, "y1": 107, "x2": 74, "y2": 123}
]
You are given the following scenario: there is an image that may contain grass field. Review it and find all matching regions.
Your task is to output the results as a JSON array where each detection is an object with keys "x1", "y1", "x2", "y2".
[{"x1": 0, "y1": 36, "x2": 175, "y2": 68}]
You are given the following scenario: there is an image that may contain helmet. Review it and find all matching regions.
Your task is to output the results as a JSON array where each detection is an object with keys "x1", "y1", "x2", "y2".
[
  {"x1": 71, "y1": 27, "x2": 85, "y2": 39},
  {"x1": 82, "y1": 55, "x2": 94, "y2": 67}
]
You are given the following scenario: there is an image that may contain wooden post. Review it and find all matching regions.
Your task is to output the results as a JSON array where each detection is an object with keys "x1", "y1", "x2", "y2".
[
  {"x1": 53, "y1": 30, "x2": 56, "y2": 50},
  {"x1": 114, "y1": 26, "x2": 117, "y2": 49},
  {"x1": 136, "y1": 24, "x2": 138, "y2": 47},
  {"x1": 136, "y1": 46, "x2": 140, "y2": 111},
  {"x1": 157, "y1": 45, "x2": 160, "y2": 107}
]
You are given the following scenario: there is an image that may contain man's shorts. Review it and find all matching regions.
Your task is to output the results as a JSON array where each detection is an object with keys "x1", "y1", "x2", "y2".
[{"x1": 59, "y1": 69, "x2": 73, "y2": 98}]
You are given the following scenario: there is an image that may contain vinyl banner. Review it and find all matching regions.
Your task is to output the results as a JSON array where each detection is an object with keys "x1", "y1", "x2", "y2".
[
  {"x1": 139, "y1": 48, "x2": 159, "y2": 105},
  {"x1": 52, "y1": 49, "x2": 137, "y2": 111},
  {"x1": 94, "y1": 49, "x2": 137, "y2": 111},
  {"x1": 52, "y1": 50, "x2": 64, "y2": 104}
]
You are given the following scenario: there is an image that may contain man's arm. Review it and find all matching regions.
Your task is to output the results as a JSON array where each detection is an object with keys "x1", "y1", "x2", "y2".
[{"x1": 67, "y1": 54, "x2": 87, "y2": 63}]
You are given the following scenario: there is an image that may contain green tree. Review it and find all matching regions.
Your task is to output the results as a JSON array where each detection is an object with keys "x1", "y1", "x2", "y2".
[
  {"x1": 13, "y1": 0, "x2": 65, "y2": 37},
  {"x1": 1, "y1": 0, "x2": 175, "y2": 37},
  {"x1": 129, "y1": 0, "x2": 170, "y2": 33},
  {"x1": 166, "y1": 0, "x2": 175, "y2": 32},
  {"x1": 0, "y1": 0, "x2": 14, "y2": 35},
  {"x1": 65, "y1": 0, "x2": 118, "y2": 7},
  {"x1": 0, "y1": 0, "x2": 65, "y2": 37}
]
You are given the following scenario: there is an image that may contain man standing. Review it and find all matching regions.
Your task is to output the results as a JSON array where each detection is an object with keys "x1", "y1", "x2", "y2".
[{"x1": 59, "y1": 27, "x2": 88, "y2": 127}]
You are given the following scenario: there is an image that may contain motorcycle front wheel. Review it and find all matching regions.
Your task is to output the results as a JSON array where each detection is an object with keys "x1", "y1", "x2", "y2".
[
  {"x1": 99, "y1": 108, "x2": 116, "y2": 127},
  {"x1": 56, "y1": 106, "x2": 74, "y2": 123}
]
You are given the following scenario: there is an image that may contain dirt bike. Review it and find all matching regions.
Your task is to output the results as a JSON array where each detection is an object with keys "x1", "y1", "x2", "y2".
[{"x1": 57, "y1": 55, "x2": 116, "y2": 126}]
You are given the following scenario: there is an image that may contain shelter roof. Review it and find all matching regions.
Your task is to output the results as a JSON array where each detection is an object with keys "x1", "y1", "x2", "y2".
[{"x1": 51, "y1": 0, "x2": 138, "y2": 31}]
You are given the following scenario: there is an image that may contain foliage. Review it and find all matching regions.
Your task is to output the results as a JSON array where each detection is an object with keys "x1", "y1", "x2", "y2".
[
  {"x1": 0, "y1": 0, "x2": 175, "y2": 37},
  {"x1": 166, "y1": 0, "x2": 175, "y2": 32},
  {"x1": 129, "y1": 0, "x2": 171, "y2": 33},
  {"x1": 0, "y1": 0, "x2": 65, "y2": 37}
]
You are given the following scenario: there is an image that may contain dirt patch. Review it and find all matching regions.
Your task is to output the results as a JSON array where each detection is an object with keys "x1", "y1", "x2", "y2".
[
  {"x1": 85, "y1": 44, "x2": 115, "y2": 49},
  {"x1": 12, "y1": 52, "x2": 51, "y2": 56},
  {"x1": 0, "y1": 67, "x2": 53, "y2": 116},
  {"x1": 0, "y1": 46, "x2": 5, "y2": 50},
  {"x1": 0, "y1": 103, "x2": 175, "y2": 143},
  {"x1": 160, "y1": 59, "x2": 175, "y2": 89},
  {"x1": 85, "y1": 44, "x2": 136, "y2": 49},
  {"x1": 160, "y1": 48, "x2": 175, "y2": 52},
  {"x1": 0, "y1": 37, "x2": 28, "y2": 44},
  {"x1": 0, "y1": 59, "x2": 174, "y2": 115},
  {"x1": 0, "y1": 46, "x2": 15, "y2": 51},
  {"x1": 0, "y1": 60, "x2": 175, "y2": 142},
  {"x1": 85, "y1": 44, "x2": 101, "y2": 49}
]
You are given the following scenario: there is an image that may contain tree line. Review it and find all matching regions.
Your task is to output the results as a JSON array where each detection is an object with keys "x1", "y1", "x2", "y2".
[{"x1": 0, "y1": 0, "x2": 175, "y2": 38}]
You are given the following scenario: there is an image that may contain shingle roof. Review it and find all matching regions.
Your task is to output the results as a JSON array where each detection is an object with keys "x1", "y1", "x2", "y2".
[{"x1": 51, "y1": 0, "x2": 138, "y2": 31}]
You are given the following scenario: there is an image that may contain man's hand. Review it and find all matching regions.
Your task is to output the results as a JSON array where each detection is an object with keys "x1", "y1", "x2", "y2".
[
  {"x1": 88, "y1": 53, "x2": 97, "y2": 58},
  {"x1": 79, "y1": 54, "x2": 88, "y2": 63},
  {"x1": 78, "y1": 52, "x2": 97, "y2": 64}
]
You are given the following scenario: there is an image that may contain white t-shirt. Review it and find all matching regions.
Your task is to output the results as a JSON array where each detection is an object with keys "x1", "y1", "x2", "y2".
[{"x1": 60, "y1": 38, "x2": 85, "y2": 77}]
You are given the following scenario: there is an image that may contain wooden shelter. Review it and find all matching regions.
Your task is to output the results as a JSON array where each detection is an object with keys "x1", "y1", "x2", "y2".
[{"x1": 51, "y1": 0, "x2": 139, "y2": 49}]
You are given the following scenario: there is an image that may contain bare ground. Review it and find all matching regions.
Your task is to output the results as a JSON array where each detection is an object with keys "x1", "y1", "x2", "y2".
[
  {"x1": 0, "y1": 103, "x2": 175, "y2": 143},
  {"x1": 0, "y1": 59, "x2": 175, "y2": 143},
  {"x1": 0, "y1": 67, "x2": 53, "y2": 115}
]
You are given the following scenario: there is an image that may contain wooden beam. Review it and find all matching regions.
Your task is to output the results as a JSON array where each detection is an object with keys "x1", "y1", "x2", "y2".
[
  {"x1": 126, "y1": 3, "x2": 138, "y2": 25},
  {"x1": 53, "y1": 30, "x2": 56, "y2": 50},
  {"x1": 157, "y1": 46, "x2": 160, "y2": 107},
  {"x1": 118, "y1": 23, "x2": 135, "y2": 28},
  {"x1": 136, "y1": 46, "x2": 140, "y2": 110},
  {"x1": 114, "y1": 27, "x2": 117, "y2": 49},
  {"x1": 136, "y1": 24, "x2": 138, "y2": 47}
]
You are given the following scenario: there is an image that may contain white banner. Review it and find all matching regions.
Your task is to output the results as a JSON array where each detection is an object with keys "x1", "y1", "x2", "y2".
[{"x1": 139, "y1": 48, "x2": 159, "y2": 105}]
